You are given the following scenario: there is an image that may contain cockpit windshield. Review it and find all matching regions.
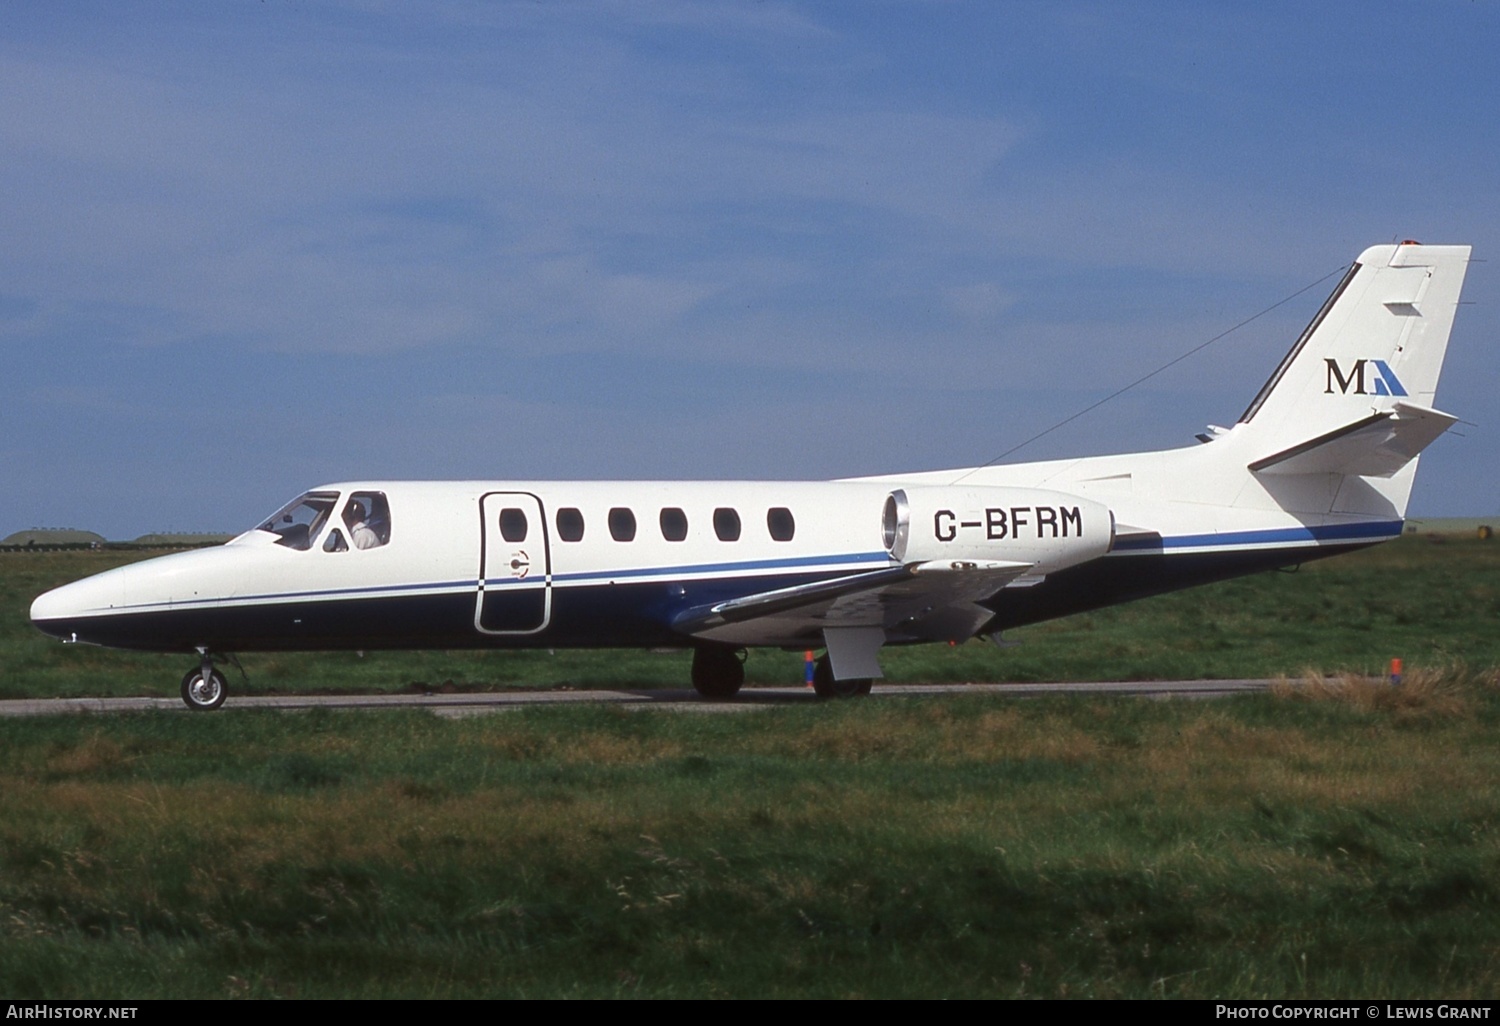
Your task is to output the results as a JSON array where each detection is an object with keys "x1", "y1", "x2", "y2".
[{"x1": 257, "y1": 491, "x2": 339, "y2": 551}]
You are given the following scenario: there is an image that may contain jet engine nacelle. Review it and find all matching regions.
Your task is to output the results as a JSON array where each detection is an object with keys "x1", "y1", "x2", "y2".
[{"x1": 882, "y1": 486, "x2": 1114, "y2": 573}]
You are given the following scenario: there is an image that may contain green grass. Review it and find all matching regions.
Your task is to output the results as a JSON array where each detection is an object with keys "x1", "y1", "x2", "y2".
[
  {"x1": 5, "y1": 534, "x2": 1500, "y2": 698},
  {"x1": 0, "y1": 673, "x2": 1497, "y2": 998}
]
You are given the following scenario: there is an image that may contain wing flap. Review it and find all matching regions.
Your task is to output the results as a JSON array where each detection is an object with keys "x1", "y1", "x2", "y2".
[{"x1": 674, "y1": 559, "x2": 1032, "y2": 647}]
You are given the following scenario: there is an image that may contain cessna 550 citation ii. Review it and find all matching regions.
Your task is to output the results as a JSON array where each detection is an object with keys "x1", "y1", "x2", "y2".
[{"x1": 31, "y1": 242, "x2": 1473, "y2": 710}]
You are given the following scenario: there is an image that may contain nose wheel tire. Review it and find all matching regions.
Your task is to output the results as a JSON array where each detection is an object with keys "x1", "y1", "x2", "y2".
[
  {"x1": 181, "y1": 667, "x2": 228, "y2": 711},
  {"x1": 812, "y1": 655, "x2": 872, "y2": 699}
]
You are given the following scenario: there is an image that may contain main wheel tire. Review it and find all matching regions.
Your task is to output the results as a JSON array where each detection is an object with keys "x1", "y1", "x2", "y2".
[
  {"x1": 181, "y1": 667, "x2": 228, "y2": 711},
  {"x1": 691, "y1": 645, "x2": 745, "y2": 699},
  {"x1": 812, "y1": 655, "x2": 871, "y2": 700}
]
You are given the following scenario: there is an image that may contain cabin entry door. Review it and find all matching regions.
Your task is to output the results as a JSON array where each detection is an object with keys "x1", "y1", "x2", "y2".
[{"x1": 476, "y1": 492, "x2": 552, "y2": 635}]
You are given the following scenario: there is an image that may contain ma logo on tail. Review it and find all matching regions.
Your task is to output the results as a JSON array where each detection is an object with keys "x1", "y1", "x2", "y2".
[{"x1": 1324, "y1": 358, "x2": 1408, "y2": 397}]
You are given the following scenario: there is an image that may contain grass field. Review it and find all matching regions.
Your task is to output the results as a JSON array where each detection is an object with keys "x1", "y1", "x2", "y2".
[
  {"x1": 6, "y1": 532, "x2": 1500, "y2": 698},
  {"x1": 0, "y1": 672, "x2": 1497, "y2": 998},
  {"x1": 1, "y1": 536, "x2": 1497, "y2": 998}
]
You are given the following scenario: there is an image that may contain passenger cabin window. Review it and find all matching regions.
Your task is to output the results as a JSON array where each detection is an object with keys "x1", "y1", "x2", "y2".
[
  {"x1": 499, "y1": 507, "x2": 528, "y2": 543},
  {"x1": 557, "y1": 508, "x2": 585, "y2": 542},
  {"x1": 342, "y1": 492, "x2": 391, "y2": 550},
  {"x1": 260, "y1": 491, "x2": 339, "y2": 551},
  {"x1": 609, "y1": 507, "x2": 637, "y2": 542},
  {"x1": 767, "y1": 507, "x2": 795, "y2": 541},
  {"x1": 660, "y1": 507, "x2": 688, "y2": 542},
  {"x1": 713, "y1": 507, "x2": 741, "y2": 542}
]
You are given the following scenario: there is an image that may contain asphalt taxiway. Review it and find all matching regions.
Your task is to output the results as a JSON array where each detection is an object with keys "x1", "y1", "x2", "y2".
[{"x1": 0, "y1": 679, "x2": 1276, "y2": 718}]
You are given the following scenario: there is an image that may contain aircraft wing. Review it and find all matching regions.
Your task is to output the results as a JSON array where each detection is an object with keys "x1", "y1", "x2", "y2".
[
  {"x1": 673, "y1": 559, "x2": 1033, "y2": 647},
  {"x1": 1248, "y1": 401, "x2": 1458, "y2": 478}
]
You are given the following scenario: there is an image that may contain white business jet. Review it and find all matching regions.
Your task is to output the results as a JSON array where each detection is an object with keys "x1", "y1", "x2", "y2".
[{"x1": 30, "y1": 243, "x2": 1472, "y2": 710}]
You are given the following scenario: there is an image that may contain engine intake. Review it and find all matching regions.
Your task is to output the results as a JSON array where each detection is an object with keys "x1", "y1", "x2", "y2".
[{"x1": 882, "y1": 486, "x2": 1113, "y2": 573}]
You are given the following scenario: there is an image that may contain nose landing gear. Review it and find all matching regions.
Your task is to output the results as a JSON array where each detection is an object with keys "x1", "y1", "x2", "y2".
[{"x1": 180, "y1": 649, "x2": 239, "y2": 711}]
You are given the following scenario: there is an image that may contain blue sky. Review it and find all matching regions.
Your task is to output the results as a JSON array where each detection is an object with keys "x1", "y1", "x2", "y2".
[{"x1": 3, "y1": 1, "x2": 1497, "y2": 538}]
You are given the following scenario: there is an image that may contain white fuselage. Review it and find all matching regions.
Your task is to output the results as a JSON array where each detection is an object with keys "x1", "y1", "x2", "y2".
[{"x1": 27, "y1": 459, "x2": 1398, "y2": 656}]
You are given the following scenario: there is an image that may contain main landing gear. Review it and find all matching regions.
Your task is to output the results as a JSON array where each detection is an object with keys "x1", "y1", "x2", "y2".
[
  {"x1": 692, "y1": 645, "x2": 873, "y2": 700},
  {"x1": 691, "y1": 643, "x2": 746, "y2": 699},
  {"x1": 812, "y1": 654, "x2": 872, "y2": 700},
  {"x1": 180, "y1": 648, "x2": 235, "y2": 711}
]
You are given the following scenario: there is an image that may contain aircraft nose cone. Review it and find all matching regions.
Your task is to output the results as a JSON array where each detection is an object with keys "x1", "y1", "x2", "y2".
[
  {"x1": 30, "y1": 584, "x2": 77, "y2": 639},
  {"x1": 32, "y1": 581, "x2": 73, "y2": 622},
  {"x1": 29, "y1": 573, "x2": 125, "y2": 640}
]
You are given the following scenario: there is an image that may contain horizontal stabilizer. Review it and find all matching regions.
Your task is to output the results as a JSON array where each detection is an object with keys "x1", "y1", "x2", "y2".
[
  {"x1": 1248, "y1": 401, "x2": 1458, "y2": 478},
  {"x1": 673, "y1": 559, "x2": 1032, "y2": 645}
]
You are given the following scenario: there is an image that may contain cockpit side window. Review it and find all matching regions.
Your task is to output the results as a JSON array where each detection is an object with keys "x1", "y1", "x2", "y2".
[
  {"x1": 342, "y1": 491, "x2": 391, "y2": 550},
  {"x1": 260, "y1": 492, "x2": 340, "y2": 551}
]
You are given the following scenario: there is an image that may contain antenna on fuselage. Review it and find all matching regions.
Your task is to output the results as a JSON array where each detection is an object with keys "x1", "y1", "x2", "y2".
[{"x1": 947, "y1": 263, "x2": 1348, "y2": 486}]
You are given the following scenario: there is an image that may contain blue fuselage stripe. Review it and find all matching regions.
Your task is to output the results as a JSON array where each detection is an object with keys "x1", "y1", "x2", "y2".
[{"x1": 1110, "y1": 520, "x2": 1402, "y2": 552}]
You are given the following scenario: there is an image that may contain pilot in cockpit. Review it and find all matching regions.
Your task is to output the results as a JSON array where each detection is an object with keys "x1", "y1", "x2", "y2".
[{"x1": 343, "y1": 494, "x2": 389, "y2": 550}]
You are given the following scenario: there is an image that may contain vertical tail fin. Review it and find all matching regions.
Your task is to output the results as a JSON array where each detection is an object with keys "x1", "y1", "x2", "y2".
[
  {"x1": 1237, "y1": 242, "x2": 1471, "y2": 455},
  {"x1": 1225, "y1": 242, "x2": 1471, "y2": 520}
]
